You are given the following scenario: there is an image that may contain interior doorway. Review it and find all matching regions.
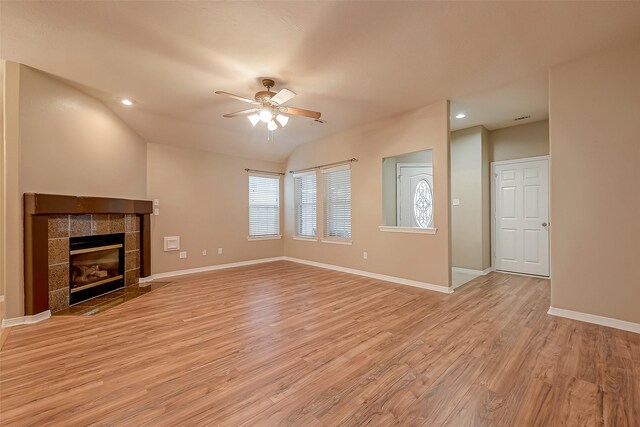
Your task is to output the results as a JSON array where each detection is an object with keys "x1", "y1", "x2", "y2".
[{"x1": 491, "y1": 155, "x2": 550, "y2": 276}]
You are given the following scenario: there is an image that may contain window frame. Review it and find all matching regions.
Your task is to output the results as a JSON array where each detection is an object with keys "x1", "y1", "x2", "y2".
[
  {"x1": 321, "y1": 164, "x2": 352, "y2": 244},
  {"x1": 247, "y1": 173, "x2": 281, "y2": 240},
  {"x1": 293, "y1": 171, "x2": 318, "y2": 240}
]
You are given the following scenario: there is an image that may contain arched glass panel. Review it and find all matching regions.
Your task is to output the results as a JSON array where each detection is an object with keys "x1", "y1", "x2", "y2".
[{"x1": 413, "y1": 179, "x2": 433, "y2": 228}]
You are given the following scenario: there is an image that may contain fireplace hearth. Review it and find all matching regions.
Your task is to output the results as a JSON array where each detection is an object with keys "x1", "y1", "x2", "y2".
[{"x1": 69, "y1": 233, "x2": 125, "y2": 305}]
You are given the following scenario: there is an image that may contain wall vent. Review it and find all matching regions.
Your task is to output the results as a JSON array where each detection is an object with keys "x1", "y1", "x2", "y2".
[{"x1": 513, "y1": 115, "x2": 531, "y2": 121}]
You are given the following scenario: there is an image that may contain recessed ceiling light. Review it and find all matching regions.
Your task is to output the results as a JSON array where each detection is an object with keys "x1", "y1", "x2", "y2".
[
  {"x1": 455, "y1": 113, "x2": 466, "y2": 119},
  {"x1": 121, "y1": 99, "x2": 133, "y2": 106}
]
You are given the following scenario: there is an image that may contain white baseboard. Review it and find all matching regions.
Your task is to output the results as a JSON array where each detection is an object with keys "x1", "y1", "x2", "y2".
[
  {"x1": 548, "y1": 307, "x2": 640, "y2": 334},
  {"x1": 452, "y1": 266, "x2": 493, "y2": 276},
  {"x1": 283, "y1": 256, "x2": 452, "y2": 294},
  {"x1": 139, "y1": 256, "x2": 286, "y2": 284},
  {"x1": 2, "y1": 310, "x2": 51, "y2": 328}
]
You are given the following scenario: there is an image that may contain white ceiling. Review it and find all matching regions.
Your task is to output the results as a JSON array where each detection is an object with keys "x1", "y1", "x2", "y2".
[{"x1": 2, "y1": 2, "x2": 640, "y2": 161}]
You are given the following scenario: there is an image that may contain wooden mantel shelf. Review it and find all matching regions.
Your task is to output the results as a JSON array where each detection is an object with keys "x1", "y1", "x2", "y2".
[
  {"x1": 24, "y1": 193, "x2": 153, "y2": 215},
  {"x1": 23, "y1": 193, "x2": 153, "y2": 316}
]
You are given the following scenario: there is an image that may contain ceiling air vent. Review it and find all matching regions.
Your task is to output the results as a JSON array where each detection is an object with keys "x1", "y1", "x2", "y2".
[
  {"x1": 311, "y1": 119, "x2": 326, "y2": 125},
  {"x1": 513, "y1": 115, "x2": 531, "y2": 121}
]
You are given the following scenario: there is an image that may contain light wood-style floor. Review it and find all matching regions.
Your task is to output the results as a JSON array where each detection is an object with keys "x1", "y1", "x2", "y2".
[{"x1": 1, "y1": 261, "x2": 638, "y2": 426}]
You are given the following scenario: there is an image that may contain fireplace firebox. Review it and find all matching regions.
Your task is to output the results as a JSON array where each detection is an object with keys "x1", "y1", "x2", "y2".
[{"x1": 69, "y1": 233, "x2": 125, "y2": 305}]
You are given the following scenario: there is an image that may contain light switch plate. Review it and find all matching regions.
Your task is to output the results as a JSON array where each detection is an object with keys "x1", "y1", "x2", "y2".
[
  {"x1": 179, "y1": 251, "x2": 187, "y2": 259},
  {"x1": 154, "y1": 208, "x2": 160, "y2": 216},
  {"x1": 153, "y1": 199, "x2": 160, "y2": 206},
  {"x1": 164, "y1": 236, "x2": 180, "y2": 251},
  {"x1": 452, "y1": 198, "x2": 460, "y2": 206}
]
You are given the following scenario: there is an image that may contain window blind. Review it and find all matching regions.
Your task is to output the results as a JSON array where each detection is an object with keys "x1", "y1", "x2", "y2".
[
  {"x1": 248, "y1": 175, "x2": 280, "y2": 237},
  {"x1": 294, "y1": 172, "x2": 317, "y2": 238},
  {"x1": 323, "y1": 165, "x2": 351, "y2": 240}
]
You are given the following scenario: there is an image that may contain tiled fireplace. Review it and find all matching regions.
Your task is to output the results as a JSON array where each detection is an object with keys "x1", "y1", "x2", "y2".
[
  {"x1": 24, "y1": 194, "x2": 152, "y2": 315},
  {"x1": 48, "y1": 215, "x2": 139, "y2": 312}
]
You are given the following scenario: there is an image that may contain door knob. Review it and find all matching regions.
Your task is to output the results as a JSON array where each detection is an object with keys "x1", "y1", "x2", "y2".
[{"x1": 542, "y1": 222, "x2": 548, "y2": 227}]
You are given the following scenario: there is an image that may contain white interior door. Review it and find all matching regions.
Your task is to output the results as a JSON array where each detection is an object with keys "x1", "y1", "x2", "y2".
[
  {"x1": 493, "y1": 158, "x2": 549, "y2": 276},
  {"x1": 398, "y1": 164, "x2": 433, "y2": 228}
]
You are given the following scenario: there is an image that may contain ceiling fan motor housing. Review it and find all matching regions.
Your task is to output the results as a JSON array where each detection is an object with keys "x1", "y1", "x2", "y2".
[
  {"x1": 255, "y1": 78, "x2": 277, "y2": 103},
  {"x1": 255, "y1": 90, "x2": 276, "y2": 103}
]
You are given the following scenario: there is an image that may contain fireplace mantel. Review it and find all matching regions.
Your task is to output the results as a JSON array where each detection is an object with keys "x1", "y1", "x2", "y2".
[
  {"x1": 25, "y1": 193, "x2": 152, "y2": 215},
  {"x1": 23, "y1": 193, "x2": 153, "y2": 316}
]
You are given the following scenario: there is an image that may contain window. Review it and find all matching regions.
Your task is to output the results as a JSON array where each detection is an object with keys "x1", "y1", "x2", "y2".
[
  {"x1": 294, "y1": 172, "x2": 317, "y2": 238},
  {"x1": 248, "y1": 174, "x2": 280, "y2": 238},
  {"x1": 413, "y1": 178, "x2": 433, "y2": 228},
  {"x1": 323, "y1": 165, "x2": 351, "y2": 241}
]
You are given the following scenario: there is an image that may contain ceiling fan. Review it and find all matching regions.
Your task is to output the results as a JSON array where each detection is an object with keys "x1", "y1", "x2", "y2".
[{"x1": 215, "y1": 79, "x2": 321, "y2": 132}]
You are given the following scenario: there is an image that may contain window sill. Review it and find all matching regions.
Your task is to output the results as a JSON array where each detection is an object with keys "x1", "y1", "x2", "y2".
[
  {"x1": 320, "y1": 238, "x2": 353, "y2": 246},
  {"x1": 378, "y1": 226, "x2": 437, "y2": 234},
  {"x1": 247, "y1": 235, "x2": 282, "y2": 241},
  {"x1": 293, "y1": 236, "x2": 318, "y2": 242}
]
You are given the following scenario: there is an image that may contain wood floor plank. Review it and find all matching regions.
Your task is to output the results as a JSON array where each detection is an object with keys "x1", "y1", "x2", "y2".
[{"x1": 1, "y1": 261, "x2": 638, "y2": 426}]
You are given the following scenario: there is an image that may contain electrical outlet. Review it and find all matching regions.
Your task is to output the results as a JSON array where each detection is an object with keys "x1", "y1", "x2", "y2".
[
  {"x1": 179, "y1": 251, "x2": 187, "y2": 259},
  {"x1": 218, "y1": 248, "x2": 223, "y2": 255},
  {"x1": 154, "y1": 208, "x2": 160, "y2": 216},
  {"x1": 363, "y1": 251, "x2": 368, "y2": 260},
  {"x1": 202, "y1": 250, "x2": 207, "y2": 256}
]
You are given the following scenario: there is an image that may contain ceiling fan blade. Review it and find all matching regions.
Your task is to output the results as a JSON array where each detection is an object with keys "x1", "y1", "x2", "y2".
[
  {"x1": 223, "y1": 108, "x2": 259, "y2": 118},
  {"x1": 215, "y1": 91, "x2": 258, "y2": 104},
  {"x1": 270, "y1": 88, "x2": 296, "y2": 105},
  {"x1": 279, "y1": 106, "x2": 321, "y2": 119}
]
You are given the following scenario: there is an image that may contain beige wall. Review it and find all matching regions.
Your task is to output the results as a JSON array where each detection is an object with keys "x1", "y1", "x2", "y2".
[
  {"x1": 1, "y1": 61, "x2": 5, "y2": 302},
  {"x1": 3, "y1": 63, "x2": 148, "y2": 319},
  {"x1": 549, "y1": 41, "x2": 640, "y2": 324},
  {"x1": 284, "y1": 101, "x2": 451, "y2": 287},
  {"x1": 3, "y1": 62, "x2": 22, "y2": 319},
  {"x1": 19, "y1": 66, "x2": 147, "y2": 198},
  {"x1": 489, "y1": 120, "x2": 549, "y2": 162},
  {"x1": 481, "y1": 126, "x2": 491, "y2": 270},
  {"x1": 450, "y1": 126, "x2": 491, "y2": 271},
  {"x1": 147, "y1": 143, "x2": 284, "y2": 274}
]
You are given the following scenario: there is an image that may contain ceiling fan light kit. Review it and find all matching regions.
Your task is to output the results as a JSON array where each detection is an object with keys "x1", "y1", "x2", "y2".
[
  {"x1": 216, "y1": 78, "x2": 321, "y2": 141},
  {"x1": 276, "y1": 114, "x2": 288, "y2": 127},
  {"x1": 259, "y1": 109, "x2": 273, "y2": 123},
  {"x1": 248, "y1": 114, "x2": 260, "y2": 127}
]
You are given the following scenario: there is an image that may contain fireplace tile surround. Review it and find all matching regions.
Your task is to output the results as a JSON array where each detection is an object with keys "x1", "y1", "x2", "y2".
[
  {"x1": 46, "y1": 214, "x2": 140, "y2": 313},
  {"x1": 24, "y1": 194, "x2": 152, "y2": 316}
]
